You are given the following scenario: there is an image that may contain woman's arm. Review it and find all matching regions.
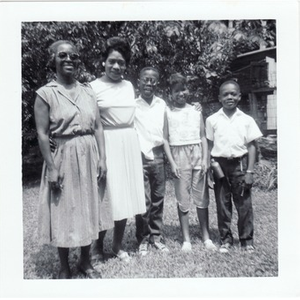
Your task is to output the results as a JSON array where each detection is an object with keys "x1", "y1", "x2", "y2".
[
  {"x1": 94, "y1": 105, "x2": 107, "y2": 180},
  {"x1": 34, "y1": 95, "x2": 60, "y2": 188},
  {"x1": 163, "y1": 110, "x2": 180, "y2": 178},
  {"x1": 200, "y1": 112, "x2": 208, "y2": 172}
]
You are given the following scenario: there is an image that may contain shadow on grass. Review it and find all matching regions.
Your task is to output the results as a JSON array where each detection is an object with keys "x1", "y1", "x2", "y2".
[
  {"x1": 30, "y1": 245, "x2": 88, "y2": 279},
  {"x1": 29, "y1": 245, "x2": 58, "y2": 279},
  {"x1": 23, "y1": 184, "x2": 278, "y2": 279}
]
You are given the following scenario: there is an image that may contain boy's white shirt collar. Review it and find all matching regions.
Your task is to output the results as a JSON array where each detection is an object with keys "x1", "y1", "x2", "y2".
[
  {"x1": 208, "y1": 107, "x2": 262, "y2": 158},
  {"x1": 219, "y1": 107, "x2": 243, "y2": 118},
  {"x1": 137, "y1": 95, "x2": 161, "y2": 106}
]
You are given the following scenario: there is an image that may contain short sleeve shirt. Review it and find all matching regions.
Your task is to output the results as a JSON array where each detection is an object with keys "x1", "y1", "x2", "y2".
[
  {"x1": 135, "y1": 95, "x2": 166, "y2": 160},
  {"x1": 166, "y1": 104, "x2": 201, "y2": 146},
  {"x1": 205, "y1": 108, "x2": 262, "y2": 158},
  {"x1": 89, "y1": 79, "x2": 136, "y2": 128},
  {"x1": 36, "y1": 80, "x2": 98, "y2": 137}
]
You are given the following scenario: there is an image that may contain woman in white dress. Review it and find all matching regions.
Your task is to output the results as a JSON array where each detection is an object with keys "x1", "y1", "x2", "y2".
[{"x1": 90, "y1": 37, "x2": 146, "y2": 263}]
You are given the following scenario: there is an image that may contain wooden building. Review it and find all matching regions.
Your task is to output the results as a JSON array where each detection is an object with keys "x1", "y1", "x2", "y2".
[{"x1": 231, "y1": 46, "x2": 277, "y2": 135}]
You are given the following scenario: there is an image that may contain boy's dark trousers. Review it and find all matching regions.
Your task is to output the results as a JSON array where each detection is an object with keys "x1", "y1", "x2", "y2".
[
  {"x1": 135, "y1": 145, "x2": 165, "y2": 244},
  {"x1": 212, "y1": 155, "x2": 254, "y2": 247}
]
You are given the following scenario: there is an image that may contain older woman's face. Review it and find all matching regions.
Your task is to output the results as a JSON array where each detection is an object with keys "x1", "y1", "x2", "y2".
[
  {"x1": 105, "y1": 50, "x2": 126, "y2": 82},
  {"x1": 55, "y1": 43, "x2": 79, "y2": 77}
]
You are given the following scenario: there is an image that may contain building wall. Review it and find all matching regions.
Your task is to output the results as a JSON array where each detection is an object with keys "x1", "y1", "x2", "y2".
[
  {"x1": 266, "y1": 56, "x2": 276, "y2": 88},
  {"x1": 267, "y1": 90, "x2": 277, "y2": 130}
]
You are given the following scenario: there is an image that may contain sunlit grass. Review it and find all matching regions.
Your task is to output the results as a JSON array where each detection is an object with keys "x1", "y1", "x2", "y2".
[{"x1": 23, "y1": 180, "x2": 278, "y2": 279}]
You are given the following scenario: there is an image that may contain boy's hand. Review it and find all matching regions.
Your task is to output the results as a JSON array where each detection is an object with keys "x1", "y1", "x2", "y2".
[
  {"x1": 49, "y1": 138, "x2": 57, "y2": 153},
  {"x1": 244, "y1": 172, "x2": 254, "y2": 189},
  {"x1": 170, "y1": 162, "x2": 181, "y2": 178},
  {"x1": 201, "y1": 160, "x2": 208, "y2": 173}
]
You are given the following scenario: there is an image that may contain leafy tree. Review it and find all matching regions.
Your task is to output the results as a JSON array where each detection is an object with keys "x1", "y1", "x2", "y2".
[{"x1": 22, "y1": 20, "x2": 276, "y2": 179}]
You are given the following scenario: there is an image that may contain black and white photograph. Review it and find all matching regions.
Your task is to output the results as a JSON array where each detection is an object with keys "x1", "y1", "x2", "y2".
[{"x1": 0, "y1": 1, "x2": 300, "y2": 299}]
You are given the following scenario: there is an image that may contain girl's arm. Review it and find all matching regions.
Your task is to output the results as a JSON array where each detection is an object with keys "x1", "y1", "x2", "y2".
[
  {"x1": 94, "y1": 104, "x2": 107, "y2": 181},
  {"x1": 163, "y1": 110, "x2": 180, "y2": 178},
  {"x1": 207, "y1": 139, "x2": 213, "y2": 163},
  {"x1": 34, "y1": 95, "x2": 61, "y2": 189},
  {"x1": 200, "y1": 112, "x2": 208, "y2": 172}
]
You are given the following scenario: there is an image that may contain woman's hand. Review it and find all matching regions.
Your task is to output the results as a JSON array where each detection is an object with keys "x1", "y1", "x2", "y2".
[
  {"x1": 97, "y1": 158, "x2": 107, "y2": 182},
  {"x1": 192, "y1": 102, "x2": 202, "y2": 112},
  {"x1": 47, "y1": 167, "x2": 63, "y2": 191},
  {"x1": 170, "y1": 162, "x2": 181, "y2": 179}
]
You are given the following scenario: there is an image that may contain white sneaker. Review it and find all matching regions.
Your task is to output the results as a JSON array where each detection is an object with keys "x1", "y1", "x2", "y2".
[
  {"x1": 138, "y1": 242, "x2": 148, "y2": 256},
  {"x1": 204, "y1": 239, "x2": 217, "y2": 251},
  {"x1": 112, "y1": 250, "x2": 131, "y2": 263},
  {"x1": 219, "y1": 243, "x2": 232, "y2": 253},
  {"x1": 153, "y1": 241, "x2": 169, "y2": 253},
  {"x1": 181, "y1": 241, "x2": 192, "y2": 252}
]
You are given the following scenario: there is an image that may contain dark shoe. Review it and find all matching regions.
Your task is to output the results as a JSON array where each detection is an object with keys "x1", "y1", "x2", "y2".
[
  {"x1": 219, "y1": 242, "x2": 232, "y2": 253},
  {"x1": 78, "y1": 265, "x2": 102, "y2": 279},
  {"x1": 58, "y1": 268, "x2": 71, "y2": 279}
]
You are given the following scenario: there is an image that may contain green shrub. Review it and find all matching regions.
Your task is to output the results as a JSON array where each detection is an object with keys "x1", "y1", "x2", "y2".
[{"x1": 253, "y1": 159, "x2": 277, "y2": 190}]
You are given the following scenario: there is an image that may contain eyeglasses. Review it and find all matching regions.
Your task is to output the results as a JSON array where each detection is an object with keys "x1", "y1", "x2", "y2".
[
  {"x1": 107, "y1": 59, "x2": 126, "y2": 68},
  {"x1": 57, "y1": 51, "x2": 80, "y2": 61},
  {"x1": 140, "y1": 77, "x2": 158, "y2": 86}
]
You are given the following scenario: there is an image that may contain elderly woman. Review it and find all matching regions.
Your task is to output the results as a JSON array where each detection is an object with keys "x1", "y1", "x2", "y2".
[
  {"x1": 34, "y1": 40, "x2": 112, "y2": 279},
  {"x1": 90, "y1": 37, "x2": 146, "y2": 263}
]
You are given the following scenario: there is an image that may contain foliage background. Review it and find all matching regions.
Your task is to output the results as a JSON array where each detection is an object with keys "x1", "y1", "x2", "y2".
[{"x1": 22, "y1": 20, "x2": 276, "y2": 180}]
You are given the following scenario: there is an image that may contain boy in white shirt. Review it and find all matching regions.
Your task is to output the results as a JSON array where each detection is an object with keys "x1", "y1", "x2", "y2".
[
  {"x1": 135, "y1": 67, "x2": 177, "y2": 255},
  {"x1": 206, "y1": 80, "x2": 262, "y2": 253},
  {"x1": 166, "y1": 73, "x2": 217, "y2": 252}
]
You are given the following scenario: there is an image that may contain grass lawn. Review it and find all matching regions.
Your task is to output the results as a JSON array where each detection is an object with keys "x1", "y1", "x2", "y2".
[{"x1": 23, "y1": 179, "x2": 278, "y2": 279}]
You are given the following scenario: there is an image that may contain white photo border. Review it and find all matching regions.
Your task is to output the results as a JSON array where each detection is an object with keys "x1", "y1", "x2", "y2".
[{"x1": 0, "y1": 1, "x2": 300, "y2": 298}]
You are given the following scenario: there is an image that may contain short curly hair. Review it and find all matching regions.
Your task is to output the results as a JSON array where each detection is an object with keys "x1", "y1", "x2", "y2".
[
  {"x1": 103, "y1": 36, "x2": 131, "y2": 66},
  {"x1": 139, "y1": 66, "x2": 160, "y2": 79},
  {"x1": 47, "y1": 40, "x2": 78, "y2": 72},
  {"x1": 168, "y1": 73, "x2": 187, "y2": 90},
  {"x1": 219, "y1": 79, "x2": 240, "y2": 93}
]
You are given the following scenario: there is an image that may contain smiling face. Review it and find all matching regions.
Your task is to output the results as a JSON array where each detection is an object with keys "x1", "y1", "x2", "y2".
[
  {"x1": 54, "y1": 43, "x2": 79, "y2": 78},
  {"x1": 138, "y1": 69, "x2": 159, "y2": 102},
  {"x1": 218, "y1": 82, "x2": 241, "y2": 112},
  {"x1": 171, "y1": 82, "x2": 188, "y2": 108},
  {"x1": 104, "y1": 50, "x2": 126, "y2": 82}
]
